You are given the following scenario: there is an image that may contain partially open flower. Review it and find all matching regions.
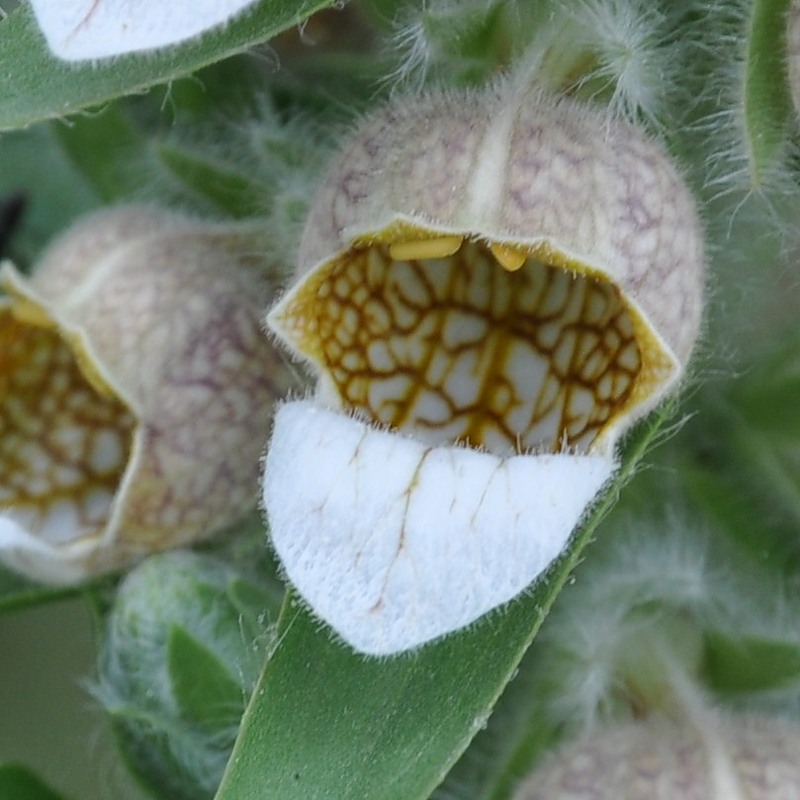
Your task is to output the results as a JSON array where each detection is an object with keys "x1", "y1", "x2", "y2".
[
  {"x1": 263, "y1": 83, "x2": 704, "y2": 655},
  {"x1": 511, "y1": 714, "x2": 800, "y2": 799},
  {"x1": 0, "y1": 206, "x2": 291, "y2": 583}
]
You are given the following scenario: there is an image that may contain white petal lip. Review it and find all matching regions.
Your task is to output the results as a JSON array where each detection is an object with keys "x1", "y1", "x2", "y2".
[
  {"x1": 264, "y1": 400, "x2": 616, "y2": 655},
  {"x1": 29, "y1": 0, "x2": 259, "y2": 61}
]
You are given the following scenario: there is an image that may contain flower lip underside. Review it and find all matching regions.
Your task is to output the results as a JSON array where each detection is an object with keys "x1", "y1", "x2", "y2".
[
  {"x1": 270, "y1": 227, "x2": 677, "y2": 457},
  {"x1": 0, "y1": 296, "x2": 134, "y2": 549}
]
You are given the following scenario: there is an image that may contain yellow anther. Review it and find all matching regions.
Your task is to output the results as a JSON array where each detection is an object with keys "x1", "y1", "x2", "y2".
[
  {"x1": 490, "y1": 243, "x2": 527, "y2": 272},
  {"x1": 388, "y1": 236, "x2": 463, "y2": 262},
  {"x1": 11, "y1": 301, "x2": 53, "y2": 328}
]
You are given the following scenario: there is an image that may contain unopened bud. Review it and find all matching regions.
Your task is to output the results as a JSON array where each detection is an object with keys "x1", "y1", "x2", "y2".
[{"x1": 96, "y1": 550, "x2": 275, "y2": 799}]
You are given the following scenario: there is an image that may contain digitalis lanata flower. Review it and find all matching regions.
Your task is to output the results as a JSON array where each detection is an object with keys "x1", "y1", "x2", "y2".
[
  {"x1": 263, "y1": 81, "x2": 704, "y2": 655},
  {"x1": 0, "y1": 206, "x2": 290, "y2": 582}
]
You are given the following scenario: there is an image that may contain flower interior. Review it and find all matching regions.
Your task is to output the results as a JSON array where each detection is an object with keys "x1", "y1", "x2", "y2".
[
  {"x1": 273, "y1": 228, "x2": 676, "y2": 455},
  {"x1": 0, "y1": 301, "x2": 135, "y2": 545}
]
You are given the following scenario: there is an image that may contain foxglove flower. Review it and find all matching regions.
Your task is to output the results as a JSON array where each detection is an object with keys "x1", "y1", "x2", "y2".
[
  {"x1": 263, "y1": 82, "x2": 704, "y2": 655},
  {"x1": 0, "y1": 206, "x2": 290, "y2": 582},
  {"x1": 28, "y1": 0, "x2": 258, "y2": 61}
]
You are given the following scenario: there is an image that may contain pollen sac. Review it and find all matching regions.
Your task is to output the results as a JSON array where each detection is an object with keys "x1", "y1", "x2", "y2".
[
  {"x1": 0, "y1": 207, "x2": 292, "y2": 583},
  {"x1": 264, "y1": 84, "x2": 704, "y2": 655}
]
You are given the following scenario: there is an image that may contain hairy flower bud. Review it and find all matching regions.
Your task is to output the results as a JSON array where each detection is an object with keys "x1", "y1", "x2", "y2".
[
  {"x1": 96, "y1": 551, "x2": 275, "y2": 800},
  {"x1": 263, "y1": 82, "x2": 704, "y2": 655},
  {"x1": 512, "y1": 714, "x2": 800, "y2": 799},
  {"x1": 0, "y1": 206, "x2": 291, "y2": 582}
]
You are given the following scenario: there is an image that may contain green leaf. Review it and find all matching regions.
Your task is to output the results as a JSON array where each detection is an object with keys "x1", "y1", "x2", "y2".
[
  {"x1": 154, "y1": 143, "x2": 264, "y2": 218},
  {"x1": 214, "y1": 409, "x2": 669, "y2": 800},
  {"x1": 0, "y1": 1, "x2": 337, "y2": 132},
  {"x1": 734, "y1": 333, "x2": 800, "y2": 440},
  {"x1": 680, "y1": 460, "x2": 800, "y2": 573},
  {"x1": 729, "y1": 416, "x2": 800, "y2": 530},
  {"x1": 0, "y1": 763, "x2": 70, "y2": 800},
  {"x1": 739, "y1": 376, "x2": 800, "y2": 437},
  {"x1": 421, "y1": 3, "x2": 510, "y2": 81},
  {"x1": 0, "y1": 565, "x2": 80, "y2": 615},
  {"x1": 705, "y1": 631, "x2": 800, "y2": 693},
  {"x1": 168, "y1": 626, "x2": 244, "y2": 732},
  {"x1": 429, "y1": 643, "x2": 561, "y2": 800},
  {"x1": 219, "y1": 595, "x2": 551, "y2": 800},
  {"x1": 52, "y1": 106, "x2": 150, "y2": 202},
  {"x1": 742, "y1": 0, "x2": 794, "y2": 187},
  {"x1": 691, "y1": 374, "x2": 800, "y2": 556},
  {"x1": 227, "y1": 576, "x2": 284, "y2": 643}
]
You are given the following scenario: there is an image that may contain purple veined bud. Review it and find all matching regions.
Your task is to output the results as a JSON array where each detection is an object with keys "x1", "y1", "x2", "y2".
[
  {"x1": 27, "y1": 0, "x2": 259, "y2": 61},
  {"x1": 511, "y1": 714, "x2": 800, "y2": 799},
  {"x1": 0, "y1": 206, "x2": 292, "y2": 583},
  {"x1": 263, "y1": 82, "x2": 705, "y2": 655}
]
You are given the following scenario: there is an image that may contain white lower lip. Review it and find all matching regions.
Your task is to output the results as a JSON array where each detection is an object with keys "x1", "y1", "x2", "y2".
[
  {"x1": 263, "y1": 399, "x2": 616, "y2": 656},
  {"x1": 29, "y1": 0, "x2": 261, "y2": 61}
]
